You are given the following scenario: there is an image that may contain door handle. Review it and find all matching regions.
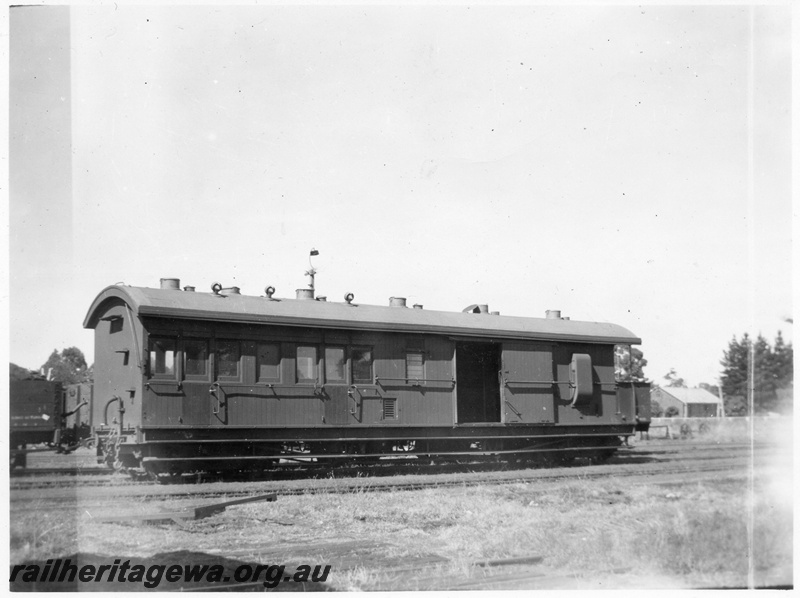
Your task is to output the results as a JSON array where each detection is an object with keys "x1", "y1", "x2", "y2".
[
  {"x1": 347, "y1": 386, "x2": 361, "y2": 420},
  {"x1": 209, "y1": 383, "x2": 225, "y2": 415}
]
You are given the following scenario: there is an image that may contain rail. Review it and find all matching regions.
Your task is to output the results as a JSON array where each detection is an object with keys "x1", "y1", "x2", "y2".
[
  {"x1": 503, "y1": 379, "x2": 618, "y2": 388},
  {"x1": 375, "y1": 377, "x2": 455, "y2": 388},
  {"x1": 145, "y1": 381, "x2": 182, "y2": 392},
  {"x1": 10, "y1": 444, "x2": 755, "y2": 492}
]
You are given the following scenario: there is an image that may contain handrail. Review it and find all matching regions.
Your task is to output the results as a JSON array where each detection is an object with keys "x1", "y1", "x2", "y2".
[
  {"x1": 503, "y1": 379, "x2": 617, "y2": 388},
  {"x1": 102, "y1": 396, "x2": 121, "y2": 426},
  {"x1": 347, "y1": 384, "x2": 382, "y2": 398},
  {"x1": 375, "y1": 376, "x2": 455, "y2": 387},
  {"x1": 145, "y1": 380, "x2": 182, "y2": 392},
  {"x1": 124, "y1": 303, "x2": 142, "y2": 371}
]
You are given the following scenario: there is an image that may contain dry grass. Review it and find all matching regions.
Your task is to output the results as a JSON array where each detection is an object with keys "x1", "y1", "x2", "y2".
[{"x1": 10, "y1": 457, "x2": 792, "y2": 590}]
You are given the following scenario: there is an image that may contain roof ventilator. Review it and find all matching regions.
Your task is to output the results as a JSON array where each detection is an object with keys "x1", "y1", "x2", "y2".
[
  {"x1": 462, "y1": 304, "x2": 489, "y2": 314},
  {"x1": 160, "y1": 278, "x2": 180, "y2": 290},
  {"x1": 390, "y1": 297, "x2": 407, "y2": 307}
]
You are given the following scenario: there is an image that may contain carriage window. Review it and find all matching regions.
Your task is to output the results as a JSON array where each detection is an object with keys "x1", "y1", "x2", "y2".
[
  {"x1": 325, "y1": 346, "x2": 346, "y2": 383},
  {"x1": 148, "y1": 338, "x2": 176, "y2": 377},
  {"x1": 184, "y1": 340, "x2": 208, "y2": 377},
  {"x1": 296, "y1": 346, "x2": 318, "y2": 383},
  {"x1": 406, "y1": 351, "x2": 424, "y2": 381},
  {"x1": 352, "y1": 347, "x2": 373, "y2": 384},
  {"x1": 217, "y1": 341, "x2": 240, "y2": 379},
  {"x1": 257, "y1": 343, "x2": 281, "y2": 382}
]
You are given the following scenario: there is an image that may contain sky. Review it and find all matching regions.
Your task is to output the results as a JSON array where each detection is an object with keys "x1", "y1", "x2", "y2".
[{"x1": 7, "y1": 2, "x2": 794, "y2": 387}]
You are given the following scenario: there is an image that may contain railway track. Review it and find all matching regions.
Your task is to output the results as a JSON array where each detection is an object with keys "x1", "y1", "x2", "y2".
[
  {"x1": 10, "y1": 467, "x2": 113, "y2": 478},
  {"x1": 8, "y1": 440, "x2": 763, "y2": 488},
  {"x1": 10, "y1": 441, "x2": 768, "y2": 511}
]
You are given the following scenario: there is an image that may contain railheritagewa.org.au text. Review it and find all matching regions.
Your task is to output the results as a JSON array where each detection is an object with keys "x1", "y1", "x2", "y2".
[{"x1": 10, "y1": 559, "x2": 331, "y2": 589}]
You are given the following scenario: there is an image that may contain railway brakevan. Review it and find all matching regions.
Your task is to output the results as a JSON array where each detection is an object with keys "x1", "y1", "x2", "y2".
[{"x1": 80, "y1": 275, "x2": 651, "y2": 479}]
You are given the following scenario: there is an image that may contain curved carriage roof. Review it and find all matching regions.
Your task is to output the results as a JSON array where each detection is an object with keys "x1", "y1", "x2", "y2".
[{"x1": 84, "y1": 285, "x2": 641, "y2": 345}]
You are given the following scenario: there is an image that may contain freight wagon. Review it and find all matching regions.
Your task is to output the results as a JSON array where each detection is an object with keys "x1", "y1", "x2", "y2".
[
  {"x1": 10, "y1": 378, "x2": 93, "y2": 468},
  {"x1": 83, "y1": 276, "x2": 651, "y2": 478},
  {"x1": 10, "y1": 379, "x2": 64, "y2": 457}
]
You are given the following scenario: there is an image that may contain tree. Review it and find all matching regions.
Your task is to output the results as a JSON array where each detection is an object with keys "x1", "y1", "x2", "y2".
[
  {"x1": 720, "y1": 332, "x2": 793, "y2": 415},
  {"x1": 9, "y1": 363, "x2": 44, "y2": 381},
  {"x1": 649, "y1": 398, "x2": 664, "y2": 418},
  {"x1": 771, "y1": 331, "x2": 794, "y2": 388},
  {"x1": 40, "y1": 347, "x2": 92, "y2": 385},
  {"x1": 630, "y1": 347, "x2": 648, "y2": 381},
  {"x1": 772, "y1": 331, "x2": 794, "y2": 413},
  {"x1": 724, "y1": 395, "x2": 748, "y2": 417},
  {"x1": 663, "y1": 368, "x2": 686, "y2": 388},
  {"x1": 698, "y1": 382, "x2": 720, "y2": 396},
  {"x1": 720, "y1": 334, "x2": 750, "y2": 414}
]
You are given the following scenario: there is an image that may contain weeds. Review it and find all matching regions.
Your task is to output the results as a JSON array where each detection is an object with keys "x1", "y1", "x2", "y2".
[{"x1": 10, "y1": 466, "x2": 791, "y2": 589}]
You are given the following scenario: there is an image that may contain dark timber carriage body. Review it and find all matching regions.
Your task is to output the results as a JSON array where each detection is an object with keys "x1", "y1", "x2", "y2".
[{"x1": 83, "y1": 281, "x2": 651, "y2": 475}]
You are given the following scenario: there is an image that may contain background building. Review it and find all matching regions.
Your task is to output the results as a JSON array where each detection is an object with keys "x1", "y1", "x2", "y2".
[{"x1": 651, "y1": 387, "x2": 723, "y2": 418}]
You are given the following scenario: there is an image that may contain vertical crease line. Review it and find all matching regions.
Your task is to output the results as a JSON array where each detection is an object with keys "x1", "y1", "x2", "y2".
[{"x1": 746, "y1": 5, "x2": 755, "y2": 591}]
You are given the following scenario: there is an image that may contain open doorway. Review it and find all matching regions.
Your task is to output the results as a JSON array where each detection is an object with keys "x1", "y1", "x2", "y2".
[{"x1": 456, "y1": 342, "x2": 501, "y2": 423}]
